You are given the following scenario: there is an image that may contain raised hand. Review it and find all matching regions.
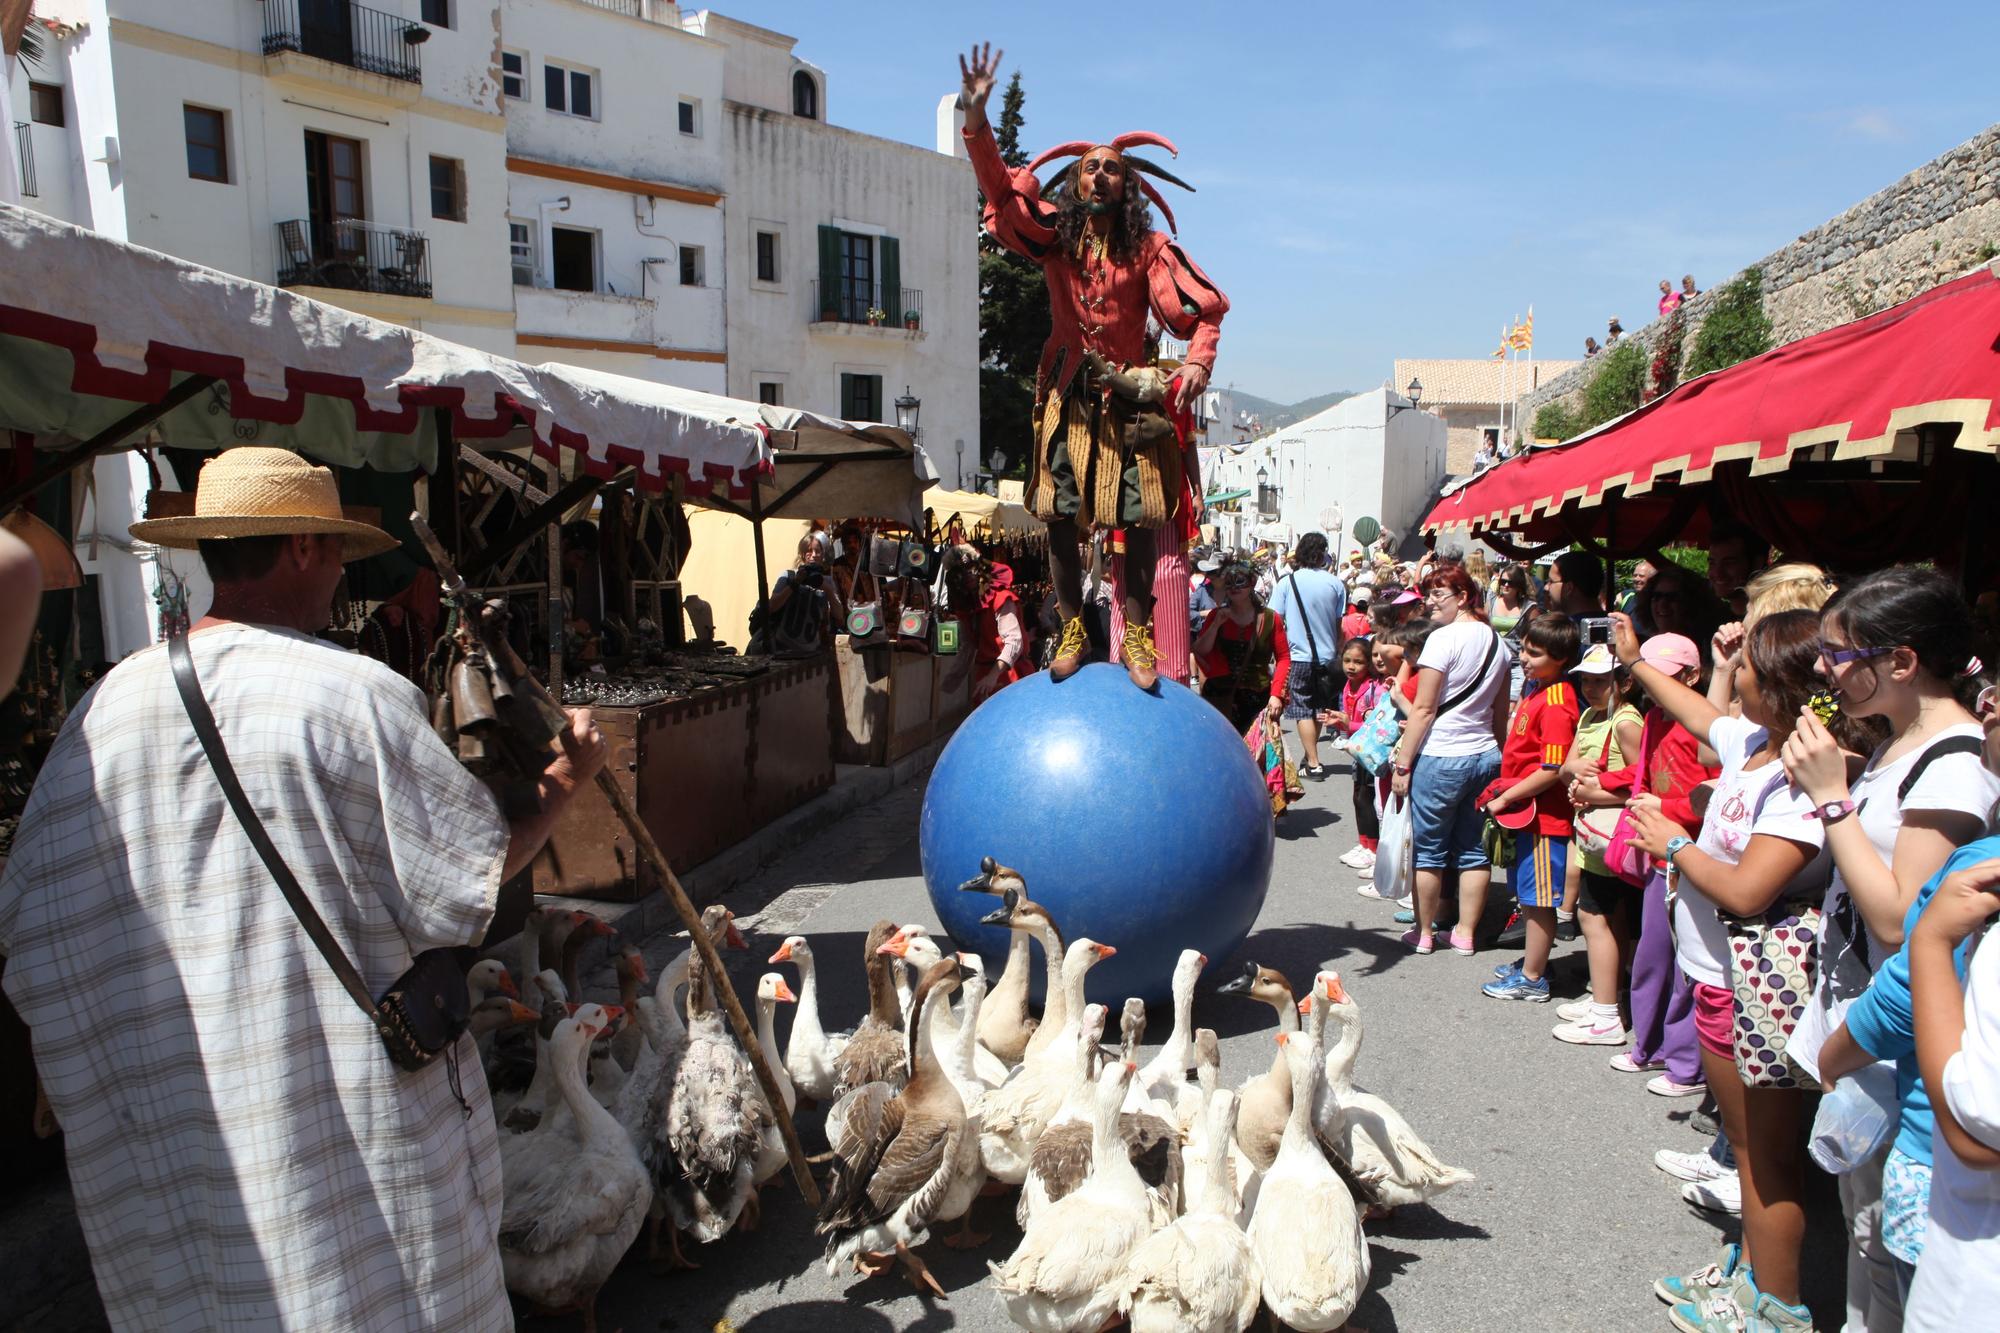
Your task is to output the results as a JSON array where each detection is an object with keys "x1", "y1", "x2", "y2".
[{"x1": 957, "y1": 42, "x2": 1004, "y2": 128}]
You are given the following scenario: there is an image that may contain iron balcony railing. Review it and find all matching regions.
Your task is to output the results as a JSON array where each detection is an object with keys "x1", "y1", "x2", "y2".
[
  {"x1": 11, "y1": 123, "x2": 33, "y2": 199},
  {"x1": 810, "y1": 280, "x2": 923, "y2": 329},
  {"x1": 262, "y1": 0, "x2": 424, "y2": 85},
  {"x1": 275, "y1": 218, "x2": 432, "y2": 298}
]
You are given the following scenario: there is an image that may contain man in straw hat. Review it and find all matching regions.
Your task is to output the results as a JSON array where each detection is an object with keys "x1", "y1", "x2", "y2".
[{"x1": 0, "y1": 447, "x2": 605, "y2": 1330}]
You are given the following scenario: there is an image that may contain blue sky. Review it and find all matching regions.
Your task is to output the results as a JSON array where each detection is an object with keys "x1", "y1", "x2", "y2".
[{"x1": 746, "y1": 0, "x2": 1996, "y2": 403}]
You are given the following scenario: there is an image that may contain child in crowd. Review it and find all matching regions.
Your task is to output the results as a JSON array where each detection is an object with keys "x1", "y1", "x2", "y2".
[
  {"x1": 1480, "y1": 615, "x2": 1582, "y2": 1002},
  {"x1": 1623, "y1": 608, "x2": 1866, "y2": 1333},
  {"x1": 1320, "y1": 638, "x2": 1388, "y2": 874}
]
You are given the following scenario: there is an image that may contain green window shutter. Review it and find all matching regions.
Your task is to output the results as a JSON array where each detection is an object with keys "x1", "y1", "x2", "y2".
[
  {"x1": 817, "y1": 225, "x2": 841, "y2": 319},
  {"x1": 878, "y1": 236, "x2": 901, "y2": 324},
  {"x1": 839, "y1": 373, "x2": 857, "y2": 420}
]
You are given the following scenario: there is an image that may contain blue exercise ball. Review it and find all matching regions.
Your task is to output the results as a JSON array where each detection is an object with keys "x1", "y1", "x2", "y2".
[{"x1": 920, "y1": 662, "x2": 1274, "y2": 1005}]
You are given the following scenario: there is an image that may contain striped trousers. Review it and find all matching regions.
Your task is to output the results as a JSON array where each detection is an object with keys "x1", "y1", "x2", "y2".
[{"x1": 1108, "y1": 546, "x2": 1192, "y2": 685}]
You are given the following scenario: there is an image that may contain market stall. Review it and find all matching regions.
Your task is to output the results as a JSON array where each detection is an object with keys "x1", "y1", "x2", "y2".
[{"x1": 1421, "y1": 261, "x2": 2000, "y2": 577}]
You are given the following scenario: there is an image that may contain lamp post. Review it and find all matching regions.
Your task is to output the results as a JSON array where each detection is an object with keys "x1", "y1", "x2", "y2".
[
  {"x1": 893, "y1": 386, "x2": 920, "y2": 436},
  {"x1": 955, "y1": 438, "x2": 964, "y2": 491},
  {"x1": 1386, "y1": 376, "x2": 1425, "y2": 420}
]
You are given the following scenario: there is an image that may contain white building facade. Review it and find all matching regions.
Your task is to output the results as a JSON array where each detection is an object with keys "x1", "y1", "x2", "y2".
[{"x1": 1202, "y1": 387, "x2": 1447, "y2": 561}]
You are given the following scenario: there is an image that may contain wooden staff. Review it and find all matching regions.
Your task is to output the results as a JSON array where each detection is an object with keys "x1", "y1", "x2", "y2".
[{"x1": 410, "y1": 511, "x2": 821, "y2": 1207}]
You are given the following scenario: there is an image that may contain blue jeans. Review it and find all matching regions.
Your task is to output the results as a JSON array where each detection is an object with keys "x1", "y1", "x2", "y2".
[{"x1": 1409, "y1": 748, "x2": 1501, "y2": 872}]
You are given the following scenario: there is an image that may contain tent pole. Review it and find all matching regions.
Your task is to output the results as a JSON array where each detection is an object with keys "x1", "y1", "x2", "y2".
[
  {"x1": 749, "y1": 480, "x2": 770, "y2": 629},
  {"x1": 0, "y1": 373, "x2": 217, "y2": 516}
]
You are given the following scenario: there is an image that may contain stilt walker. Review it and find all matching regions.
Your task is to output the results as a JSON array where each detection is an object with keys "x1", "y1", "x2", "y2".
[{"x1": 958, "y1": 42, "x2": 1229, "y2": 690}]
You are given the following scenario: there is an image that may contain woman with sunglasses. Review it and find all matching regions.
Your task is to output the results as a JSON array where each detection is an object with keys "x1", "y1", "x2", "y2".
[
  {"x1": 1780, "y1": 568, "x2": 1997, "y2": 1331},
  {"x1": 1193, "y1": 562, "x2": 1290, "y2": 733}
]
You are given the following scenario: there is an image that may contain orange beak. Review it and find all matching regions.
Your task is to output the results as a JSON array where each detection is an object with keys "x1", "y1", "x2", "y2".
[
  {"x1": 768, "y1": 941, "x2": 794, "y2": 964},
  {"x1": 1296, "y1": 996, "x2": 1312, "y2": 1016},
  {"x1": 1197, "y1": 953, "x2": 1209, "y2": 968},
  {"x1": 773, "y1": 979, "x2": 798, "y2": 1004},
  {"x1": 724, "y1": 917, "x2": 746, "y2": 950},
  {"x1": 1275, "y1": 1031, "x2": 1290, "y2": 1048},
  {"x1": 1323, "y1": 974, "x2": 1347, "y2": 1003},
  {"x1": 1094, "y1": 944, "x2": 1118, "y2": 959},
  {"x1": 591, "y1": 918, "x2": 617, "y2": 938},
  {"x1": 496, "y1": 972, "x2": 519, "y2": 998},
  {"x1": 877, "y1": 932, "x2": 912, "y2": 958},
  {"x1": 506, "y1": 1000, "x2": 539, "y2": 1023},
  {"x1": 632, "y1": 957, "x2": 649, "y2": 985}
]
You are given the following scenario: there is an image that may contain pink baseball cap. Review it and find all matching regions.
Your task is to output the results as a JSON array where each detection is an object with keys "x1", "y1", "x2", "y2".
[
  {"x1": 1640, "y1": 632, "x2": 1701, "y2": 673},
  {"x1": 1389, "y1": 588, "x2": 1422, "y2": 606}
]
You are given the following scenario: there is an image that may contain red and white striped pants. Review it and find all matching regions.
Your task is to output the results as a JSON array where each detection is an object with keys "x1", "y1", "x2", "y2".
[{"x1": 1108, "y1": 546, "x2": 1192, "y2": 685}]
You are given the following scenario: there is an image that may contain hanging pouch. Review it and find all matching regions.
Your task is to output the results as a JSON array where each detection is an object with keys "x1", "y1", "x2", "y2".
[{"x1": 845, "y1": 568, "x2": 883, "y2": 641}]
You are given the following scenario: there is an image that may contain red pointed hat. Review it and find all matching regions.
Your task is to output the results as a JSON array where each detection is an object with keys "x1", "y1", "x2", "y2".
[{"x1": 1029, "y1": 131, "x2": 1194, "y2": 233}]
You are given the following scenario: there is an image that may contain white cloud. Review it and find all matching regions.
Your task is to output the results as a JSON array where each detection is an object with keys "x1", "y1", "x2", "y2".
[{"x1": 1844, "y1": 109, "x2": 1906, "y2": 142}]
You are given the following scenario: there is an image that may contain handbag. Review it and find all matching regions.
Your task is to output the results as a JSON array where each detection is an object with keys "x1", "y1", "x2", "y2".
[
  {"x1": 845, "y1": 568, "x2": 883, "y2": 640},
  {"x1": 898, "y1": 606, "x2": 930, "y2": 640},
  {"x1": 169, "y1": 631, "x2": 475, "y2": 1086},
  {"x1": 1725, "y1": 897, "x2": 1823, "y2": 1089},
  {"x1": 1571, "y1": 719, "x2": 1623, "y2": 859},
  {"x1": 1348, "y1": 691, "x2": 1403, "y2": 775},
  {"x1": 1283, "y1": 574, "x2": 1341, "y2": 710},
  {"x1": 933, "y1": 617, "x2": 960, "y2": 654}
]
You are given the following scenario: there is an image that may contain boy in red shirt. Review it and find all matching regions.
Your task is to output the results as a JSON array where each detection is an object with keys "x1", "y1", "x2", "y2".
[{"x1": 1479, "y1": 616, "x2": 1581, "y2": 1002}]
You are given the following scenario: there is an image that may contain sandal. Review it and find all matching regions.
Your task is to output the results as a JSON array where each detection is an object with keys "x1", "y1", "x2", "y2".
[{"x1": 1399, "y1": 929, "x2": 1434, "y2": 955}]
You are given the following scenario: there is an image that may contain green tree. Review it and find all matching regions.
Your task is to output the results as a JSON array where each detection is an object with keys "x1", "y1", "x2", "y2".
[
  {"x1": 1683, "y1": 267, "x2": 1774, "y2": 379},
  {"x1": 977, "y1": 70, "x2": 1047, "y2": 487},
  {"x1": 1532, "y1": 400, "x2": 1580, "y2": 442},
  {"x1": 1577, "y1": 342, "x2": 1647, "y2": 432}
]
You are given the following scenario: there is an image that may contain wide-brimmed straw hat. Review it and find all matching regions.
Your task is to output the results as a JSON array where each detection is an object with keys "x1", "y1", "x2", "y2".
[{"x1": 129, "y1": 447, "x2": 398, "y2": 561}]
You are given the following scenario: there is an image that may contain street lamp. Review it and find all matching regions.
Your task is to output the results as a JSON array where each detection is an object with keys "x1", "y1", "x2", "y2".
[
  {"x1": 1387, "y1": 376, "x2": 1424, "y2": 419},
  {"x1": 955, "y1": 438, "x2": 964, "y2": 491},
  {"x1": 893, "y1": 386, "x2": 921, "y2": 435}
]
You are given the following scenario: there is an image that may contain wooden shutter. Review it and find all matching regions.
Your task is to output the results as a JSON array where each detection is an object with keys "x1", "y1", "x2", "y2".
[
  {"x1": 817, "y1": 225, "x2": 841, "y2": 318},
  {"x1": 878, "y1": 236, "x2": 901, "y2": 324}
]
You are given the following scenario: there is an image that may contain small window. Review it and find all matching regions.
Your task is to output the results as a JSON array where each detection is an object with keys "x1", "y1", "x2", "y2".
[
  {"x1": 544, "y1": 61, "x2": 595, "y2": 118},
  {"x1": 428, "y1": 156, "x2": 465, "y2": 222},
  {"x1": 840, "y1": 373, "x2": 882, "y2": 423},
  {"x1": 508, "y1": 219, "x2": 537, "y2": 286},
  {"x1": 501, "y1": 50, "x2": 526, "y2": 100},
  {"x1": 679, "y1": 245, "x2": 704, "y2": 287},
  {"x1": 420, "y1": 0, "x2": 451, "y2": 26},
  {"x1": 550, "y1": 225, "x2": 596, "y2": 292},
  {"x1": 184, "y1": 105, "x2": 228, "y2": 184},
  {"x1": 757, "y1": 382, "x2": 783, "y2": 407},
  {"x1": 677, "y1": 99, "x2": 698, "y2": 136},
  {"x1": 792, "y1": 69, "x2": 818, "y2": 119},
  {"x1": 28, "y1": 82, "x2": 63, "y2": 128},
  {"x1": 755, "y1": 230, "x2": 779, "y2": 283}
]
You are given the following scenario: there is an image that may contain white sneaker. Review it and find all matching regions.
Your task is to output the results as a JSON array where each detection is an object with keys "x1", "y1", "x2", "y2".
[
  {"x1": 1339, "y1": 846, "x2": 1370, "y2": 869},
  {"x1": 1682, "y1": 1175, "x2": 1742, "y2": 1215},
  {"x1": 1396, "y1": 894, "x2": 1413, "y2": 910},
  {"x1": 1351, "y1": 850, "x2": 1376, "y2": 872},
  {"x1": 1555, "y1": 998, "x2": 1594, "y2": 1023},
  {"x1": 1552, "y1": 1016, "x2": 1629, "y2": 1046},
  {"x1": 1655, "y1": 1148, "x2": 1733, "y2": 1184}
]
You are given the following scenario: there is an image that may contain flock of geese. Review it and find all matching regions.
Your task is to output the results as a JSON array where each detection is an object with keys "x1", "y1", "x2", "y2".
[{"x1": 468, "y1": 861, "x2": 1476, "y2": 1333}]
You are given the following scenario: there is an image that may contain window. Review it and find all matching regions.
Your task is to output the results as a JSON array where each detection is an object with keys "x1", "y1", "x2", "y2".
[
  {"x1": 757, "y1": 382, "x2": 783, "y2": 407},
  {"x1": 550, "y1": 225, "x2": 596, "y2": 292},
  {"x1": 792, "y1": 70, "x2": 818, "y2": 119},
  {"x1": 304, "y1": 131, "x2": 364, "y2": 247},
  {"x1": 508, "y1": 219, "x2": 537, "y2": 286},
  {"x1": 184, "y1": 105, "x2": 228, "y2": 183},
  {"x1": 840, "y1": 232, "x2": 874, "y2": 320},
  {"x1": 544, "y1": 61, "x2": 595, "y2": 118},
  {"x1": 28, "y1": 82, "x2": 63, "y2": 128},
  {"x1": 840, "y1": 373, "x2": 882, "y2": 423},
  {"x1": 679, "y1": 245, "x2": 704, "y2": 287},
  {"x1": 420, "y1": 0, "x2": 451, "y2": 26},
  {"x1": 677, "y1": 99, "x2": 698, "y2": 136},
  {"x1": 428, "y1": 155, "x2": 464, "y2": 222},
  {"x1": 501, "y1": 50, "x2": 526, "y2": 100},
  {"x1": 755, "y1": 230, "x2": 779, "y2": 283}
]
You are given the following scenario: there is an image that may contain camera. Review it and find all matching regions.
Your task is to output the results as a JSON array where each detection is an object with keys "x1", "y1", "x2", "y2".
[{"x1": 1581, "y1": 616, "x2": 1613, "y2": 647}]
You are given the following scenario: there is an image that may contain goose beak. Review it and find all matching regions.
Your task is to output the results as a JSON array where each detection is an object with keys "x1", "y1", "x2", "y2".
[
  {"x1": 496, "y1": 972, "x2": 519, "y2": 998},
  {"x1": 591, "y1": 918, "x2": 618, "y2": 938},
  {"x1": 632, "y1": 957, "x2": 649, "y2": 984},
  {"x1": 1324, "y1": 974, "x2": 1348, "y2": 1003},
  {"x1": 877, "y1": 932, "x2": 912, "y2": 958},
  {"x1": 1297, "y1": 996, "x2": 1312, "y2": 1016},
  {"x1": 956, "y1": 868, "x2": 995, "y2": 894},
  {"x1": 1217, "y1": 964, "x2": 1257, "y2": 996},
  {"x1": 506, "y1": 1000, "x2": 539, "y2": 1023},
  {"x1": 773, "y1": 980, "x2": 797, "y2": 1004},
  {"x1": 1093, "y1": 943, "x2": 1118, "y2": 959},
  {"x1": 1196, "y1": 953, "x2": 1209, "y2": 968},
  {"x1": 768, "y1": 941, "x2": 794, "y2": 964},
  {"x1": 724, "y1": 920, "x2": 746, "y2": 950},
  {"x1": 978, "y1": 903, "x2": 1014, "y2": 927},
  {"x1": 1275, "y1": 1032, "x2": 1289, "y2": 1048}
]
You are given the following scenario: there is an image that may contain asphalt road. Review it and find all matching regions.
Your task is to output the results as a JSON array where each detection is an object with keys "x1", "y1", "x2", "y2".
[{"x1": 583, "y1": 751, "x2": 1846, "y2": 1333}]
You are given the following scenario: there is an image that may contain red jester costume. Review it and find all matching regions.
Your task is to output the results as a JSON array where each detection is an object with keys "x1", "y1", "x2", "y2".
[{"x1": 959, "y1": 45, "x2": 1228, "y2": 690}]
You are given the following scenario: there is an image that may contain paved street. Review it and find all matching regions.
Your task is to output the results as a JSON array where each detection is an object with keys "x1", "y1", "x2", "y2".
[{"x1": 586, "y1": 750, "x2": 1846, "y2": 1333}]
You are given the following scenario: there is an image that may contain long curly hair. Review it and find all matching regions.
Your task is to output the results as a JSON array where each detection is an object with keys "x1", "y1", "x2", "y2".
[{"x1": 1051, "y1": 157, "x2": 1154, "y2": 264}]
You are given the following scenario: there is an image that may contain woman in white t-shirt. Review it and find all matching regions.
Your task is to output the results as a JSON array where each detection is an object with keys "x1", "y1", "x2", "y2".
[
  {"x1": 1389, "y1": 563, "x2": 1513, "y2": 955},
  {"x1": 1781, "y1": 568, "x2": 1997, "y2": 1332},
  {"x1": 1619, "y1": 608, "x2": 1850, "y2": 1331}
]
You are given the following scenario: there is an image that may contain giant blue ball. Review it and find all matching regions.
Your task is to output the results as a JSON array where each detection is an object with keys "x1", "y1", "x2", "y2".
[{"x1": 920, "y1": 663, "x2": 1274, "y2": 1004}]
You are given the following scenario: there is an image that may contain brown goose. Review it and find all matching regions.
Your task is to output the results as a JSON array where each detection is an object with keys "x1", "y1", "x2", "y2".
[
  {"x1": 559, "y1": 910, "x2": 619, "y2": 999},
  {"x1": 818, "y1": 955, "x2": 967, "y2": 1299},
  {"x1": 1216, "y1": 961, "x2": 1299, "y2": 1173},
  {"x1": 1018, "y1": 1002, "x2": 1109, "y2": 1228},
  {"x1": 956, "y1": 857, "x2": 1038, "y2": 1064},
  {"x1": 1113, "y1": 996, "x2": 1186, "y2": 1226},
  {"x1": 833, "y1": 921, "x2": 907, "y2": 1094}
]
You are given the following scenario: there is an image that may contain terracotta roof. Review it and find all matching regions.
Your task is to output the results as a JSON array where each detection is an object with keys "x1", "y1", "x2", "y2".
[{"x1": 1393, "y1": 358, "x2": 1583, "y2": 407}]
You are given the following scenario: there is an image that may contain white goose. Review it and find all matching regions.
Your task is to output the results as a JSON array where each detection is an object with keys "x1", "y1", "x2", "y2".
[
  {"x1": 934, "y1": 953, "x2": 997, "y2": 1250},
  {"x1": 467, "y1": 957, "x2": 517, "y2": 1007},
  {"x1": 614, "y1": 942, "x2": 697, "y2": 1269},
  {"x1": 662, "y1": 932, "x2": 771, "y2": 1246},
  {"x1": 1308, "y1": 971, "x2": 1475, "y2": 1211},
  {"x1": 498, "y1": 1003, "x2": 652, "y2": 1333},
  {"x1": 1137, "y1": 949, "x2": 1207, "y2": 1117},
  {"x1": 1246, "y1": 1029, "x2": 1370, "y2": 1332},
  {"x1": 989, "y1": 1059, "x2": 1156, "y2": 1333},
  {"x1": 1116, "y1": 1087, "x2": 1262, "y2": 1333},
  {"x1": 1018, "y1": 1003, "x2": 1109, "y2": 1230},
  {"x1": 955, "y1": 857, "x2": 1039, "y2": 1064},
  {"x1": 888, "y1": 929, "x2": 1012, "y2": 1087},
  {"x1": 745, "y1": 970, "x2": 799, "y2": 1222},
  {"x1": 499, "y1": 968, "x2": 571, "y2": 1132},
  {"x1": 978, "y1": 935, "x2": 1117, "y2": 1184},
  {"x1": 767, "y1": 935, "x2": 848, "y2": 1103}
]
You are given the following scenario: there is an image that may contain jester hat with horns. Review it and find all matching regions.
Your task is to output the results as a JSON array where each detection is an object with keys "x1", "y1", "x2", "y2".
[{"x1": 1028, "y1": 131, "x2": 1196, "y2": 234}]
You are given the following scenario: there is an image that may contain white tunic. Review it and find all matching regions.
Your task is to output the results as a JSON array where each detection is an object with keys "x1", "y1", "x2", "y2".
[{"x1": 0, "y1": 625, "x2": 511, "y2": 1331}]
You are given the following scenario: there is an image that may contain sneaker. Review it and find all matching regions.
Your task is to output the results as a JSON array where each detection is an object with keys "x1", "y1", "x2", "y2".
[
  {"x1": 1446, "y1": 930, "x2": 1477, "y2": 956},
  {"x1": 1691, "y1": 1105, "x2": 1722, "y2": 1139},
  {"x1": 1669, "y1": 1273, "x2": 1811, "y2": 1333},
  {"x1": 1400, "y1": 929, "x2": 1434, "y2": 955},
  {"x1": 1552, "y1": 1016, "x2": 1628, "y2": 1045},
  {"x1": 1355, "y1": 881, "x2": 1395, "y2": 900},
  {"x1": 1491, "y1": 957, "x2": 1525, "y2": 980},
  {"x1": 1609, "y1": 1051, "x2": 1666, "y2": 1074},
  {"x1": 1480, "y1": 971, "x2": 1550, "y2": 1002},
  {"x1": 1392, "y1": 908, "x2": 1416, "y2": 924},
  {"x1": 1555, "y1": 997, "x2": 1594, "y2": 1023},
  {"x1": 1682, "y1": 1174, "x2": 1742, "y2": 1215},
  {"x1": 1351, "y1": 849, "x2": 1376, "y2": 872},
  {"x1": 1339, "y1": 846, "x2": 1371, "y2": 869},
  {"x1": 1396, "y1": 894, "x2": 1413, "y2": 910},
  {"x1": 1649, "y1": 1074, "x2": 1710, "y2": 1098},
  {"x1": 1555, "y1": 913, "x2": 1580, "y2": 942},
  {"x1": 1655, "y1": 1241, "x2": 1743, "y2": 1305},
  {"x1": 1654, "y1": 1148, "x2": 1733, "y2": 1184},
  {"x1": 1304, "y1": 764, "x2": 1329, "y2": 781}
]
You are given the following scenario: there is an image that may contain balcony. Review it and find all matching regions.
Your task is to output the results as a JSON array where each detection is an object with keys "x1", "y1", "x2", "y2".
[
  {"x1": 11, "y1": 123, "x2": 32, "y2": 199},
  {"x1": 810, "y1": 280, "x2": 924, "y2": 336},
  {"x1": 276, "y1": 219, "x2": 431, "y2": 299},
  {"x1": 262, "y1": 0, "x2": 424, "y2": 94}
]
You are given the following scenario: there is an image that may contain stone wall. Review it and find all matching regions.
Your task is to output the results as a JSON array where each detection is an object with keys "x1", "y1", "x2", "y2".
[{"x1": 1515, "y1": 122, "x2": 2000, "y2": 438}]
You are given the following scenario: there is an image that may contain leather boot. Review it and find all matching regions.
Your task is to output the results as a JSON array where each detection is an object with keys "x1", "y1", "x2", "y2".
[
  {"x1": 1121, "y1": 622, "x2": 1159, "y2": 691},
  {"x1": 1048, "y1": 615, "x2": 1088, "y2": 682}
]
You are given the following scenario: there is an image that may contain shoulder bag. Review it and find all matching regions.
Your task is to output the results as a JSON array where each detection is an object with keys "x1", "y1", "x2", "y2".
[
  {"x1": 845, "y1": 567, "x2": 883, "y2": 641},
  {"x1": 1723, "y1": 766, "x2": 1826, "y2": 1089},
  {"x1": 1283, "y1": 574, "x2": 1340, "y2": 711},
  {"x1": 169, "y1": 631, "x2": 475, "y2": 1086},
  {"x1": 1572, "y1": 718, "x2": 1624, "y2": 861}
]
